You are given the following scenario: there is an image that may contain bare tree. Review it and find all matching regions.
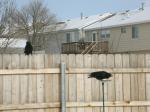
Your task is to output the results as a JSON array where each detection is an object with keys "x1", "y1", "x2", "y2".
[
  {"x1": 0, "y1": 0, "x2": 18, "y2": 52},
  {"x1": 15, "y1": 0, "x2": 57, "y2": 51},
  {"x1": 0, "y1": 0, "x2": 57, "y2": 52}
]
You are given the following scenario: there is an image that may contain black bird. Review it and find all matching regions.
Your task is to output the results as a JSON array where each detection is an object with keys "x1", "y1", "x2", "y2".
[
  {"x1": 24, "y1": 41, "x2": 33, "y2": 55},
  {"x1": 88, "y1": 71, "x2": 112, "y2": 80}
]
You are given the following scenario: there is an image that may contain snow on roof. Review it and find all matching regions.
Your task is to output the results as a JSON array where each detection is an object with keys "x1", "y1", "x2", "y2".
[
  {"x1": 85, "y1": 7, "x2": 150, "y2": 30},
  {"x1": 59, "y1": 12, "x2": 113, "y2": 31},
  {"x1": 0, "y1": 38, "x2": 26, "y2": 48}
]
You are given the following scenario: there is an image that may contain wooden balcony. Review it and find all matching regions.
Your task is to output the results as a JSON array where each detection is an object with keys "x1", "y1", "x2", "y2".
[{"x1": 61, "y1": 41, "x2": 108, "y2": 54}]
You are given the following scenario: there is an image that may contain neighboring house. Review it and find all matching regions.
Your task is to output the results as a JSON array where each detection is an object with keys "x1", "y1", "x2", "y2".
[
  {"x1": 84, "y1": 7, "x2": 150, "y2": 53},
  {"x1": 45, "y1": 13, "x2": 113, "y2": 54},
  {"x1": 0, "y1": 38, "x2": 26, "y2": 53}
]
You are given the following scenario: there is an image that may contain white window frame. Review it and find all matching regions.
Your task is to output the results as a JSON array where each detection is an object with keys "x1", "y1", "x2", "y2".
[
  {"x1": 132, "y1": 25, "x2": 139, "y2": 39},
  {"x1": 121, "y1": 27, "x2": 126, "y2": 33},
  {"x1": 92, "y1": 32, "x2": 97, "y2": 41},
  {"x1": 101, "y1": 30, "x2": 110, "y2": 38},
  {"x1": 66, "y1": 32, "x2": 75, "y2": 43},
  {"x1": 66, "y1": 33, "x2": 71, "y2": 43}
]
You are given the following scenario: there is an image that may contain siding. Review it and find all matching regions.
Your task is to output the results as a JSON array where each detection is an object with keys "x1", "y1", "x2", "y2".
[
  {"x1": 109, "y1": 23, "x2": 150, "y2": 53},
  {"x1": 85, "y1": 22, "x2": 150, "y2": 53}
]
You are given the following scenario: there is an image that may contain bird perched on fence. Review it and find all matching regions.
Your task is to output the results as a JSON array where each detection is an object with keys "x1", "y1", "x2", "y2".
[
  {"x1": 88, "y1": 71, "x2": 112, "y2": 80},
  {"x1": 24, "y1": 41, "x2": 33, "y2": 55}
]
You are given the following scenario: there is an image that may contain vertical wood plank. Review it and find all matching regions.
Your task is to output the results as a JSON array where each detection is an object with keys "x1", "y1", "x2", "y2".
[
  {"x1": 130, "y1": 54, "x2": 139, "y2": 112},
  {"x1": 76, "y1": 54, "x2": 84, "y2": 112},
  {"x1": 28, "y1": 55, "x2": 37, "y2": 112},
  {"x1": 52, "y1": 54, "x2": 61, "y2": 68},
  {"x1": 68, "y1": 54, "x2": 77, "y2": 112},
  {"x1": 115, "y1": 54, "x2": 123, "y2": 112},
  {"x1": 3, "y1": 54, "x2": 12, "y2": 112},
  {"x1": 0, "y1": 54, "x2": 3, "y2": 104},
  {"x1": 98, "y1": 54, "x2": 107, "y2": 112},
  {"x1": 145, "y1": 54, "x2": 150, "y2": 112},
  {"x1": 92, "y1": 54, "x2": 101, "y2": 112},
  {"x1": 122, "y1": 54, "x2": 131, "y2": 112},
  {"x1": 11, "y1": 54, "x2": 20, "y2": 112},
  {"x1": 52, "y1": 54, "x2": 60, "y2": 112},
  {"x1": 36, "y1": 54, "x2": 45, "y2": 112},
  {"x1": 84, "y1": 54, "x2": 92, "y2": 112},
  {"x1": 44, "y1": 54, "x2": 53, "y2": 112},
  {"x1": 137, "y1": 54, "x2": 146, "y2": 112},
  {"x1": 106, "y1": 54, "x2": 115, "y2": 112},
  {"x1": 20, "y1": 54, "x2": 29, "y2": 112}
]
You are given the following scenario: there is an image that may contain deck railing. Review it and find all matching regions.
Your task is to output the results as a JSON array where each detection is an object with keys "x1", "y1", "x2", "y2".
[{"x1": 61, "y1": 41, "x2": 108, "y2": 54}]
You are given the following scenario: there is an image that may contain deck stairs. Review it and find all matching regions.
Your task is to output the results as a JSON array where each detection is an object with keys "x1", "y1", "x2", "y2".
[{"x1": 81, "y1": 42, "x2": 97, "y2": 54}]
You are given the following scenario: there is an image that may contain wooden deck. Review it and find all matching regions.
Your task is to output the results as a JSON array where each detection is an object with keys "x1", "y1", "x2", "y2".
[{"x1": 61, "y1": 41, "x2": 108, "y2": 54}]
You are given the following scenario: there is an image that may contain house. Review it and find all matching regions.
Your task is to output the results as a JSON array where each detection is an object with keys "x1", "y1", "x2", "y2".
[
  {"x1": 84, "y1": 7, "x2": 150, "y2": 53},
  {"x1": 45, "y1": 13, "x2": 113, "y2": 54},
  {"x1": 56, "y1": 6, "x2": 150, "y2": 54}
]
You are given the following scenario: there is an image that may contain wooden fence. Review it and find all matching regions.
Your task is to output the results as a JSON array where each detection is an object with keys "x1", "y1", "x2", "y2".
[{"x1": 0, "y1": 54, "x2": 150, "y2": 112}]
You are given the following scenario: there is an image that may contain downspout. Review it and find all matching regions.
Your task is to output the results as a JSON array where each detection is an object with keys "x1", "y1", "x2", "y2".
[{"x1": 60, "y1": 62, "x2": 66, "y2": 112}]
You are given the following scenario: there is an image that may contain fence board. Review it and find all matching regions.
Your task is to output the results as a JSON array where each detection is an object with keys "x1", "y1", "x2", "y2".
[
  {"x1": 28, "y1": 55, "x2": 37, "y2": 112},
  {"x1": 92, "y1": 54, "x2": 101, "y2": 112},
  {"x1": 84, "y1": 54, "x2": 92, "y2": 112},
  {"x1": 36, "y1": 54, "x2": 45, "y2": 112},
  {"x1": 99, "y1": 54, "x2": 107, "y2": 112},
  {"x1": 122, "y1": 54, "x2": 131, "y2": 112},
  {"x1": 68, "y1": 54, "x2": 77, "y2": 112},
  {"x1": 1, "y1": 68, "x2": 150, "y2": 75},
  {"x1": 107, "y1": 54, "x2": 115, "y2": 112},
  {"x1": 2, "y1": 54, "x2": 12, "y2": 112},
  {"x1": 52, "y1": 54, "x2": 60, "y2": 112},
  {"x1": 11, "y1": 54, "x2": 20, "y2": 112},
  {"x1": 76, "y1": 55, "x2": 84, "y2": 112},
  {"x1": 130, "y1": 54, "x2": 139, "y2": 112},
  {"x1": 0, "y1": 54, "x2": 149, "y2": 112},
  {"x1": 44, "y1": 54, "x2": 54, "y2": 112},
  {"x1": 146, "y1": 54, "x2": 150, "y2": 112},
  {"x1": 0, "y1": 55, "x2": 3, "y2": 105},
  {"x1": 20, "y1": 55, "x2": 29, "y2": 112},
  {"x1": 138, "y1": 54, "x2": 146, "y2": 112},
  {"x1": 115, "y1": 54, "x2": 123, "y2": 112}
]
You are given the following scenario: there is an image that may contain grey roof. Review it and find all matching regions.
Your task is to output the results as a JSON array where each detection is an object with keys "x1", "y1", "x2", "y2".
[{"x1": 85, "y1": 7, "x2": 150, "y2": 30}]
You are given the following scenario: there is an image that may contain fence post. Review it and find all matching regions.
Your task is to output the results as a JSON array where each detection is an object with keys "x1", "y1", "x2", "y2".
[{"x1": 60, "y1": 62, "x2": 66, "y2": 112}]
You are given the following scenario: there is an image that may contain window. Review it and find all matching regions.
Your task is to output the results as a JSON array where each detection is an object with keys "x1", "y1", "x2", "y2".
[
  {"x1": 132, "y1": 25, "x2": 139, "y2": 38},
  {"x1": 101, "y1": 31, "x2": 106, "y2": 38},
  {"x1": 66, "y1": 32, "x2": 75, "y2": 43},
  {"x1": 101, "y1": 30, "x2": 110, "y2": 38},
  {"x1": 121, "y1": 27, "x2": 126, "y2": 33},
  {"x1": 106, "y1": 30, "x2": 110, "y2": 38},
  {"x1": 92, "y1": 32, "x2": 97, "y2": 41},
  {"x1": 66, "y1": 33, "x2": 71, "y2": 42}
]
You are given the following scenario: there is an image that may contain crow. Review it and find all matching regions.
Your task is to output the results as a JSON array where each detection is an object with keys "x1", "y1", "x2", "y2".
[
  {"x1": 88, "y1": 71, "x2": 112, "y2": 80},
  {"x1": 24, "y1": 41, "x2": 33, "y2": 55}
]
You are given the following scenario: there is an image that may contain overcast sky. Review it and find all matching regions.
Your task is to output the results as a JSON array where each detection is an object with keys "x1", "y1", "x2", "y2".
[{"x1": 16, "y1": 0, "x2": 149, "y2": 21}]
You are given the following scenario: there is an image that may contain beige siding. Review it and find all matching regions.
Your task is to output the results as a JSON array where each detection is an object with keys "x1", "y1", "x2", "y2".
[
  {"x1": 85, "y1": 22, "x2": 150, "y2": 53},
  {"x1": 110, "y1": 23, "x2": 150, "y2": 53}
]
